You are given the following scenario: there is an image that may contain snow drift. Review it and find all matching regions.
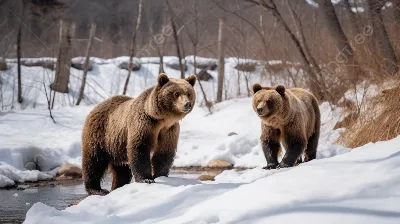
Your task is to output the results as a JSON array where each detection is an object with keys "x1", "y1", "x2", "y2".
[{"x1": 24, "y1": 136, "x2": 400, "y2": 223}]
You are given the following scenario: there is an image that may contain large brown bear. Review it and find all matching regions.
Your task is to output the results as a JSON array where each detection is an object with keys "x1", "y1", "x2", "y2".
[
  {"x1": 252, "y1": 84, "x2": 320, "y2": 169},
  {"x1": 82, "y1": 73, "x2": 196, "y2": 195}
]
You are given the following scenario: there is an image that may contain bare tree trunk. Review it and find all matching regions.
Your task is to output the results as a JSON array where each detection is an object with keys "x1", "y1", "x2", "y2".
[
  {"x1": 51, "y1": 20, "x2": 75, "y2": 93},
  {"x1": 217, "y1": 18, "x2": 225, "y2": 103},
  {"x1": 17, "y1": 4, "x2": 23, "y2": 104},
  {"x1": 317, "y1": 0, "x2": 363, "y2": 79},
  {"x1": 193, "y1": 45, "x2": 211, "y2": 113},
  {"x1": 76, "y1": 23, "x2": 96, "y2": 106},
  {"x1": 159, "y1": 54, "x2": 165, "y2": 74},
  {"x1": 342, "y1": 0, "x2": 361, "y2": 36},
  {"x1": 171, "y1": 19, "x2": 184, "y2": 78},
  {"x1": 157, "y1": 40, "x2": 165, "y2": 74},
  {"x1": 368, "y1": 0, "x2": 398, "y2": 75},
  {"x1": 122, "y1": 0, "x2": 143, "y2": 95},
  {"x1": 166, "y1": 0, "x2": 185, "y2": 78},
  {"x1": 110, "y1": 0, "x2": 120, "y2": 58}
]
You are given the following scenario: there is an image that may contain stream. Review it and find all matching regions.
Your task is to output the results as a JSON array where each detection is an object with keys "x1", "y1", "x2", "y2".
[{"x1": 0, "y1": 170, "x2": 206, "y2": 224}]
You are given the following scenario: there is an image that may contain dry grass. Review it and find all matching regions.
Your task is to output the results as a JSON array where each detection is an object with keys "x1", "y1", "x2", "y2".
[{"x1": 337, "y1": 84, "x2": 400, "y2": 148}]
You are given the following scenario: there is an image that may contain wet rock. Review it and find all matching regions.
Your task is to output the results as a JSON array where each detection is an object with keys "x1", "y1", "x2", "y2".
[
  {"x1": 23, "y1": 60, "x2": 55, "y2": 70},
  {"x1": 197, "y1": 175, "x2": 215, "y2": 181},
  {"x1": 196, "y1": 69, "x2": 213, "y2": 81},
  {"x1": 206, "y1": 159, "x2": 233, "y2": 169},
  {"x1": 71, "y1": 58, "x2": 93, "y2": 71},
  {"x1": 194, "y1": 62, "x2": 217, "y2": 71},
  {"x1": 235, "y1": 62, "x2": 257, "y2": 72},
  {"x1": 228, "y1": 132, "x2": 237, "y2": 136},
  {"x1": 118, "y1": 61, "x2": 141, "y2": 71},
  {"x1": 57, "y1": 163, "x2": 82, "y2": 178},
  {"x1": 165, "y1": 59, "x2": 187, "y2": 71}
]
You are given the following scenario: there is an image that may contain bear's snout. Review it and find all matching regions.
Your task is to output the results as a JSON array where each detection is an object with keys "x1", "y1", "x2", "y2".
[
  {"x1": 184, "y1": 102, "x2": 192, "y2": 112},
  {"x1": 257, "y1": 108, "x2": 263, "y2": 115}
]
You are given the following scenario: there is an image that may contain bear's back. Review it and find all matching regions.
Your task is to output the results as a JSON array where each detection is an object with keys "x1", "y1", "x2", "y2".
[
  {"x1": 82, "y1": 95, "x2": 133, "y2": 150},
  {"x1": 285, "y1": 88, "x2": 320, "y2": 138}
]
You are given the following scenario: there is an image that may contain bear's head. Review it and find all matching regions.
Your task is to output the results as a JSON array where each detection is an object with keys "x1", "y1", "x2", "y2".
[
  {"x1": 252, "y1": 83, "x2": 286, "y2": 120},
  {"x1": 148, "y1": 73, "x2": 197, "y2": 118}
]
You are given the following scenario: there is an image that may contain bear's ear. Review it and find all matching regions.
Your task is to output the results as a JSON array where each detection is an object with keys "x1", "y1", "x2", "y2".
[
  {"x1": 276, "y1": 85, "x2": 285, "y2": 96},
  {"x1": 158, "y1": 73, "x2": 169, "y2": 87},
  {"x1": 253, "y1": 83, "x2": 262, "y2": 94},
  {"x1": 185, "y1": 74, "x2": 197, "y2": 86}
]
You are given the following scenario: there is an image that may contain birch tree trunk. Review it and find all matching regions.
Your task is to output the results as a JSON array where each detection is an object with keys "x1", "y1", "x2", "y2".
[
  {"x1": 216, "y1": 18, "x2": 225, "y2": 102},
  {"x1": 122, "y1": 0, "x2": 143, "y2": 95},
  {"x1": 51, "y1": 20, "x2": 75, "y2": 94},
  {"x1": 76, "y1": 23, "x2": 96, "y2": 105}
]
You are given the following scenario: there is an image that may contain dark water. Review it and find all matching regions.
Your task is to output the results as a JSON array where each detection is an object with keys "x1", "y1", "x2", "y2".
[{"x1": 0, "y1": 171, "x2": 202, "y2": 224}]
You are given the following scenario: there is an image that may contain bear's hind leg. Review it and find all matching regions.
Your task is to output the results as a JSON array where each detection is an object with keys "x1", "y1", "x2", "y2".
[
  {"x1": 111, "y1": 164, "x2": 132, "y2": 190},
  {"x1": 152, "y1": 124, "x2": 179, "y2": 178},
  {"x1": 83, "y1": 147, "x2": 110, "y2": 195},
  {"x1": 305, "y1": 130, "x2": 319, "y2": 162}
]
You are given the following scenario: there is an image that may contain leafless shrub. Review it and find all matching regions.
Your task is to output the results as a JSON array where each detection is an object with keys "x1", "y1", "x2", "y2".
[{"x1": 337, "y1": 83, "x2": 400, "y2": 148}]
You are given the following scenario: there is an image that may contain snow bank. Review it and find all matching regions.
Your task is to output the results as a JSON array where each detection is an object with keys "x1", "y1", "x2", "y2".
[
  {"x1": 0, "y1": 106, "x2": 90, "y2": 186},
  {"x1": 25, "y1": 137, "x2": 400, "y2": 223}
]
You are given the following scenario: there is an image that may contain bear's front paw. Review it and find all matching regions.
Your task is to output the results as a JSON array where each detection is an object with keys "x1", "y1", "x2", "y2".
[
  {"x1": 262, "y1": 163, "x2": 278, "y2": 170},
  {"x1": 277, "y1": 162, "x2": 291, "y2": 170},
  {"x1": 87, "y1": 189, "x2": 109, "y2": 196},
  {"x1": 137, "y1": 178, "x2": 155, "y2": 184}
]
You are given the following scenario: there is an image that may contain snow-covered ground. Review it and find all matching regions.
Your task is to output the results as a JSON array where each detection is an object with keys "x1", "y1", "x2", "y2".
[{"x1": 24, "y1": 136, "x2": 400, "y2": 223}]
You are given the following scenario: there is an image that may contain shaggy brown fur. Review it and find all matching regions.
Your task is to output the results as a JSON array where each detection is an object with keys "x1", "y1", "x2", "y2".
[
  {"x1": 82, "y1": 73, "x2": 196, "y2": 195},
  {"x1": 252, "y1": 83, "x2": 320, "y2": 169}
]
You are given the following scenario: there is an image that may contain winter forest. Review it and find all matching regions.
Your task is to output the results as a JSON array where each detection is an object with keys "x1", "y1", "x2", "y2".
[{"x1": 1, "y1": 0, "x2": 400, "y2": 223}]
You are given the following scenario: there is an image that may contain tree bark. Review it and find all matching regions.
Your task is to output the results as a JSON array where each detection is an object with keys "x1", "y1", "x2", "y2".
[
  {"x1": 283, "y1": 0, "x2": 327, "y2": 100},
  {"x1": 76, "y1": 23, "x2": 96, "y2": 106},
  {"x1": 317, "y1": 0, "x2": 364, "y2": 79},
  {"x1": 165, "y1": 0, "x2": 185, "y2": 78},
  {"x1": 122, "y1": 0, "x2": 143, "y2": 95},
  {"x1": 217, "y1": 18, "x2": 225, "y2": 102},
  {"x1": 51, "y1": 20, "x2": 75, "y2": 93},
  {"x1": 17, "y1": 3, "x2": 23, "y2": 104},
  {"x1": 367, "y1": 0, "x2": 398, "y2": 75}
]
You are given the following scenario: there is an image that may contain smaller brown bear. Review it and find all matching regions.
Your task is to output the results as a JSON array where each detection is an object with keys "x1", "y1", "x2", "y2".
[
  {"x1": 81, "y1": 73, "x2": 196, "y2": 195},
  {"x1": 252, "y1": 83, "x2": 320, "y2": 169}
]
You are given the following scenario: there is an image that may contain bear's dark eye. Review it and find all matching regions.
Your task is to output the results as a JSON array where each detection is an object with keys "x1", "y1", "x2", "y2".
[
  {"x1": 188, "y1": 93, "x2": 191, "y2": 98},
  {"x1": 266, "y1": 99, "x2": 273, "y2": 107},
  {"x1": 174, "y1": 92, "x2": 180, "y2": 97}
]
